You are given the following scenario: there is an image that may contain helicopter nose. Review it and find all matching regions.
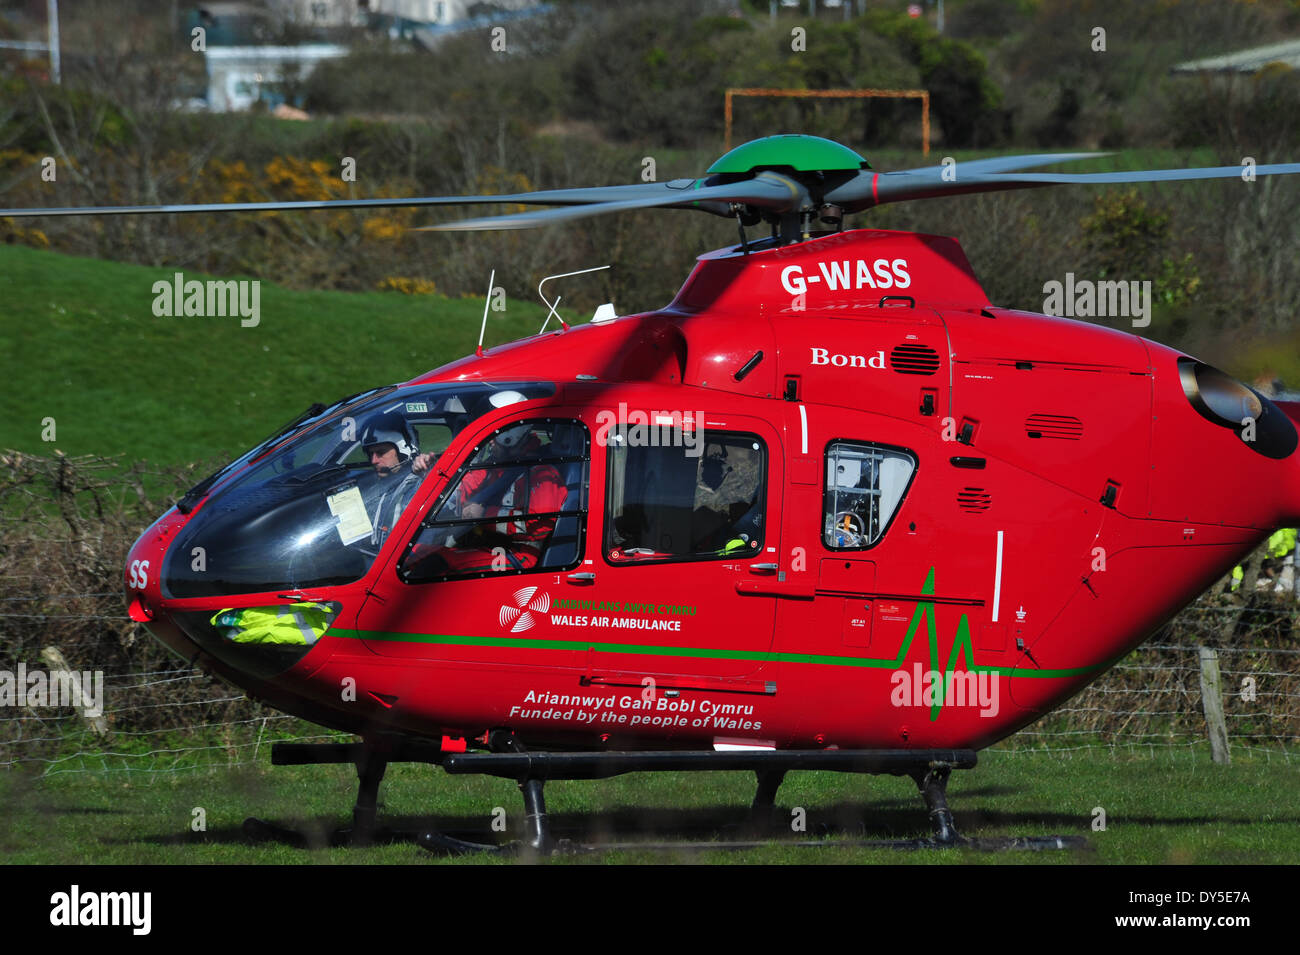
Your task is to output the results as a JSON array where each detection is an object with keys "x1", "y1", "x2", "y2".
[
  {"x1": 123, "y1": 509, "x2": 194, "y2": 659},
  {"x1": 124, "y1": 507, "x2": 336, "y2": 689}
]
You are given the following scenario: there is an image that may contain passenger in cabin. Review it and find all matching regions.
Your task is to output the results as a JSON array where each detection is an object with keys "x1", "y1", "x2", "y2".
[
  {"x1": 446, "y1": 424, "x2": 567, "y2": 570},
  {"x1": 692, "y1": 442, "x2": 762, "y2": 555},
  {"x1": 404, "y1": 423, "x2": 568, "y2": 575}
]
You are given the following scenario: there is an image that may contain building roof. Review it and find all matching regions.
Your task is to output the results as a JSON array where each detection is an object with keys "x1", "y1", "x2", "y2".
[
  {"x1": 1172, "y1": 39, "x2": 1300, "y2": 74},
  {"x1": 204, "y1": 44, "x2": 350, "y2": 62}
]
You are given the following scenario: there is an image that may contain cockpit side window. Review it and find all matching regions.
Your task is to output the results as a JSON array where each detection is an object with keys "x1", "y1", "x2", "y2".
[
  {"x1": 398, "y1": 419, "x2": 589, "y2": 583},
  {"x1": 823, "y1": 441, "x2": 917, "y2": 550}
]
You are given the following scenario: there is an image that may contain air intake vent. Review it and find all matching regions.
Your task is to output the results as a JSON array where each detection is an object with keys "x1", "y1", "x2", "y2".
[
  {"x1": 957, "y1": 488, "x2": 992, "y2": 513},
  {"x1": 1024, "y1": 414, "x2": 1084, "y2": 440},
  {"x1": 890, "y1": 343, "x2": 941, "y2": 376}
]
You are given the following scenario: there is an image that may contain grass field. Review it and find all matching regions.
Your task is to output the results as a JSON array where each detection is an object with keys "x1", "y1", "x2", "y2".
[
  {"x1": 3, "y1": 746, "x2": 1297, "y2": 864},
  {"x1": 0, "y1": 244, "x2": 569, "y2": 467}
]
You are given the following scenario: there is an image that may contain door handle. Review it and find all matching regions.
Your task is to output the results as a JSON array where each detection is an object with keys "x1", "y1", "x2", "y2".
[
  {"x1": 749, "y1": 563, "x2": 779, "y2": 574},
  {"x1": 736, "y1": 579, "x2": 815, "y2": 599},
  {"x1": 566, "y1": 572, "x2": 596, "y2": 584}
]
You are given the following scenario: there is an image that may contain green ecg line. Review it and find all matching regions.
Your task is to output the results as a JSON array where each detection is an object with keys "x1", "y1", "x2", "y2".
[
  {"x1": 339, "y1": 567, "x2": 1110, "y2": 721},
  {"x1": 895, "y1": 567, "x2": 994, "y2": 721},
  {"x1": 883, "y1": 567, "x2": 1114, "y2": 720}
]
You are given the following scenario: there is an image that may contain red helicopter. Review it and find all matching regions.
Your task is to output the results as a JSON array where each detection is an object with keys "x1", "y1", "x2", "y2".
[{"x1": 10, "y1": 134, "x2": 1300, "y2": 853}]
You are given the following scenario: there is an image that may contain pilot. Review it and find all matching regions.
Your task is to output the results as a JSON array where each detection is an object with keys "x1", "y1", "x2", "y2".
[{"x1": 361, "y1": 411, "x2": 435, "y2": 549}]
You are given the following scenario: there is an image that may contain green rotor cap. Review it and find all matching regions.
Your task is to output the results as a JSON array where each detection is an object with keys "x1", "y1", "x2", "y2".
[{"x1": 708, "y1": 134, "x2": 871, "y2": 174}]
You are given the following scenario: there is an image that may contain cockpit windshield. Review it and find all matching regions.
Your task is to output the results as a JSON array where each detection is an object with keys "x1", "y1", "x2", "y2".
[{"x1": 162, "y1": 381, "x2": 555, "y2": 598}]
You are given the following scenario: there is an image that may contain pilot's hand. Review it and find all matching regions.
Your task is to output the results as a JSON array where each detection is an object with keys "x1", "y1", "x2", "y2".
[
  {"x1": 412, "y1": 452, "x2": 435, "y2": 473},
  {"x1": 462, "y1": 501, "x2": 485, "y2": 519}
]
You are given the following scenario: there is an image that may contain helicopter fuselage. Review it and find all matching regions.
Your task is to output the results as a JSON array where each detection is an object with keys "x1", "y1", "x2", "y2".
[{"x1": 124, "y1": 228, "x2": 1300, "y2": 753}]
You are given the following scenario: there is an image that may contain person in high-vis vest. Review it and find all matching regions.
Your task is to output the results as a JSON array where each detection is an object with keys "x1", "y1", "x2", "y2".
[
  {"x1": 1268, "y1": 527, "x2": 1298, "y2": 594},
  {"x1": 1230, "y1": 527, "x2": 1298, "y2": 594}
]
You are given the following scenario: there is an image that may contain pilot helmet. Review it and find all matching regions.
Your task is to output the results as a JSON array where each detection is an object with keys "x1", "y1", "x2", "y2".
[
  {"x1": 360, "y1": 411, "x2": 418, "y2": 462},
  {"x1": 492, "y1": 423, "x2": 535, "y2": 454}
]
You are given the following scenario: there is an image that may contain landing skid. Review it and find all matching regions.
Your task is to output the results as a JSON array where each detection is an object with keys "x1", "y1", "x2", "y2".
[{"x1": 242, "y1": 738, "x2": 1085, "y2": 855}]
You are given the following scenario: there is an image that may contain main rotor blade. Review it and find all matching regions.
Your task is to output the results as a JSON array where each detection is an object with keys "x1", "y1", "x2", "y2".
[
  {"x1": 824, "y1": 154, "x2": 1107, "y2": 207},
  {"x1": 1003, "y1": 163, "x2": 1300, "y2": 184},
  {"x1": 415, "y1": 173, "x2": 804, "y2": 232},
  {"x1": 890, "y1": 152, "x2": 1109, "y2": 178},
  {"x1": 827, "y1": 158, "x2": 1300, "y2": 211},
  {"x1": 0, "y1": 180, "x2": 709, "y2": 219}
]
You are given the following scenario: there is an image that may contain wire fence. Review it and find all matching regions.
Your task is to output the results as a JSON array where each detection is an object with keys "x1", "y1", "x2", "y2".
[
  {"x1": 990, "y1": 601, "x2": 1300, "y2": 759},
  {"x1": 0, "y1": 602, "x2": 1295, "y2": 776},
  {"x1": 2, "y1": 450, "x2": 1298, "y2": 775}
]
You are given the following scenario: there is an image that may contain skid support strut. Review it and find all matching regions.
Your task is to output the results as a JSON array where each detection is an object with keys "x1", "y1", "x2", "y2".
[
  {"x1": 752, "y1": 769, "x2": 787, "y2": 811},
  {"x1": 518, "y1": 778, "x2": 552, "y2": 854},
  {"x1": 492, "y1": 730, "x2": 554, "y2": 855},
  {"x1": 911, "y1": 764, "x2": 959, "y2": 846},
  {"x1": 350, "y1": 746, "x2": 388, "y2": 846}
]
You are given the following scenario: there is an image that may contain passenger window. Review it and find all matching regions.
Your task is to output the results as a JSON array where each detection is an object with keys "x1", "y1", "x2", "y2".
[
  {"x1": 399, "y1": 419, "x2": 588, "y2": 582},
  {"x1": 605, "y1": 430, "x2": 765, "y2": 563},
  {"x1": 824, "y1": 441, "x2": 916, "y2": 549}
]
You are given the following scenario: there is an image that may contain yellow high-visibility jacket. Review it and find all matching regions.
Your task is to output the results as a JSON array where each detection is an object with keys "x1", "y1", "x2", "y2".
[{"x1": 211, "y1": 602, "x2": 335, "y2": 646}]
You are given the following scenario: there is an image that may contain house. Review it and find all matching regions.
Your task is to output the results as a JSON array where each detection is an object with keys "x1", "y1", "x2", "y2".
[
  {"x1": 203, "y1": 43, "x2": 348, "y2": 111},
  {"x1": 191, "y1": 0, "x2": 542, "y2": 110}
]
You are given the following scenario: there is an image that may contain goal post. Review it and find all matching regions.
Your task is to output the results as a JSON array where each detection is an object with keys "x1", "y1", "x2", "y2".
[{"x1": 724, "y1": 87, "x2": 930, "y2": 155}]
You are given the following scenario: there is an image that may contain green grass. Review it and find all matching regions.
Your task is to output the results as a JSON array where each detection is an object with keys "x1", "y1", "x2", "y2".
[
  {"x1": 2, "y1": 746, "x2": 1296, "y2": 864},
  {"x1": 0, "y1": 244, "x2": 567, "y2": 467}
]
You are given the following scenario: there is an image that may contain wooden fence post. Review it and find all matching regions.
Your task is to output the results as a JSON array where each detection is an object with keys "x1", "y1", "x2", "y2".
[
  {"x1": 1198, "y1": 646, "x2": 1230, "y2": 764},
  {"x1": 39, "y1": 646, "x2": 108, "y2": 737}
]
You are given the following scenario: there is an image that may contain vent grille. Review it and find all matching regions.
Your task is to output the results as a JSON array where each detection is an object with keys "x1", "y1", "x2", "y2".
[
  {"x1": 1024, "y1": 414, "x2": 1084, "y2": 440},
  {"x1": 890, "y1": 343, "x2": 941, "y2": 376},
  {"x1": 957, "y1": 488, "x2": 992, "y2": 513}
]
